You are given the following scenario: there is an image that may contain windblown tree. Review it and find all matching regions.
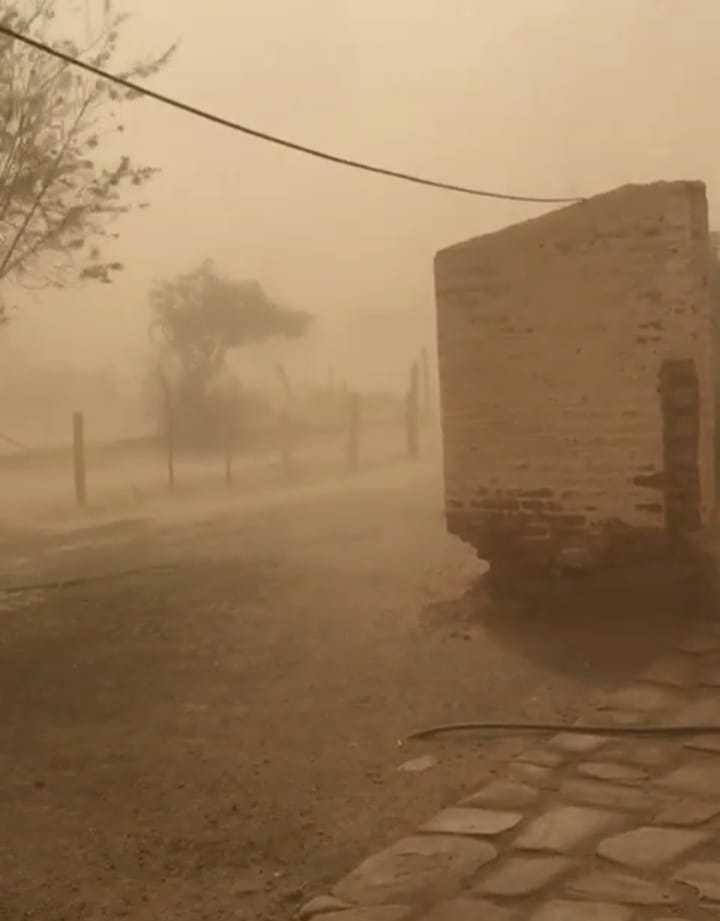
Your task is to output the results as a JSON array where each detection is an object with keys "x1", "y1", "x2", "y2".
[
  {"x1": 0, "y1": 0, "x2": 176, "y2": 322},
  {"x1": 149, "y1": 259, "x2": 311, "y2": 446}
]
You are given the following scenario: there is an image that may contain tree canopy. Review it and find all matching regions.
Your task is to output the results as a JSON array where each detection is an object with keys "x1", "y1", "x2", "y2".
[
  {"x1": 0, "y1": 0, "x2": 176, "y2": 321},
  {"x1": 149, "y1": 259, "x2": 311, "y2": 387}
]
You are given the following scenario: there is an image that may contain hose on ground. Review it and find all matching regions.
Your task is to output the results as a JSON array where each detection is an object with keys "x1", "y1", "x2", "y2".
[{"x1": 407, "y1": 721, "x2": 720, "y2": 742}]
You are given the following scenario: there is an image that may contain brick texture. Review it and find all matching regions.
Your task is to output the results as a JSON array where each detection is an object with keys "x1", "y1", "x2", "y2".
[{"x1": 433, "y1": 180, "x2": 715, "y2": 568}]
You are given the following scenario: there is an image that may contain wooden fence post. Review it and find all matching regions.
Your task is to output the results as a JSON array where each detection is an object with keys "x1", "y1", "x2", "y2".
[
  {"x1": 73, "y1": 411, "x2": 87, "y2": 507},
  {"x1": 421, "y1": 345, "x2": 432, "y2": 421},
  {"x1": 159, "y1": 371, "x2": 175, "y2": 491},
  {"x1": 279, "y1": 410, "x2": 294, "y2": 479},
  {"x1": 224, "y1": 402, "x2": 235, "y2": 487},
  {"x1": 406, "y1": 362, "x2": 420, "y2": 461},
  {"x1": 277, "y1": 364, "x2": 292, "y2": 401},
  {"x1": 346, "y1": 392, "x2": 361, "y2": 471}
]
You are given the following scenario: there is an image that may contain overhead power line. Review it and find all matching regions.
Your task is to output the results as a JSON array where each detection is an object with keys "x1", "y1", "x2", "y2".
[{"x1": 0, "y1": 23, "x2": 584, "y2": 205}]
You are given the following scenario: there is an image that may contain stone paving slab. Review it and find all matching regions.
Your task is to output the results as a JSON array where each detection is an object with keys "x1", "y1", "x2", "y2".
[{"x1": 297, "y1": 617, "x2": 720, "y2": 921}]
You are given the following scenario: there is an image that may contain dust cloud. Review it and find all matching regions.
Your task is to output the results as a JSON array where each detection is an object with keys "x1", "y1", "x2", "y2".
[
  {"x1": 1, "y1": 4, "x2": 718, "y2": 920},
  {"x1": 6, "y1": 0, "x2": 720, "y2": 468}
]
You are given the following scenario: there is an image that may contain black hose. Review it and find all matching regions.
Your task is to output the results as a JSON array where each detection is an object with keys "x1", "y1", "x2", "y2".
[{"x1": 407, "y1": 721, "x2": 720, "y2": 742}]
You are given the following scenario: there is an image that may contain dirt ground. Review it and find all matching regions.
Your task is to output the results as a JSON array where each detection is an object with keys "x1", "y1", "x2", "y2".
[{"x1": 0, "y1": 457, "x2": 700, "y2": 921}]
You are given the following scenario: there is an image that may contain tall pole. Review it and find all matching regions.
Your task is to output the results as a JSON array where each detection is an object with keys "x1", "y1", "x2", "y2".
[
  {"x1": 406, "y1": 362, "x2": 420, "y2": 460},
  {"x1": 347, "y1": 392, "x2": 361, "y2": 471},
  {"x1": 421, "y1": 345, "x2": 432, "y2": 420},
  {"x1": 224, "y1": 394, "x2": 236, "y2": 487},
  {"x1": 73, "y1": 411, "x2": 87, "y2": 507},
  {"x1": 159, "y1": 371, "x2": 175, "y2": 490}
]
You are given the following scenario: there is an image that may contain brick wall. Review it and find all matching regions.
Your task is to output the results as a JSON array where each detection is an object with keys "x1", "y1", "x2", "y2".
[{"x1": 434, "y1": 181, "x2": 715, "y2": 570}]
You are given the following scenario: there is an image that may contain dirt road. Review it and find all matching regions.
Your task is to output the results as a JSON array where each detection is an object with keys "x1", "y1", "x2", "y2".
[{"x1": 0, "y1": 461, "x2": 692, "y2": 920}]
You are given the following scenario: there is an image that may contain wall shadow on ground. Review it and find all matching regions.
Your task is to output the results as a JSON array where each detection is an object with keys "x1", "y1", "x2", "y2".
[{"x1": 423, "y1": 556, "x2": 714, "y2": 687}]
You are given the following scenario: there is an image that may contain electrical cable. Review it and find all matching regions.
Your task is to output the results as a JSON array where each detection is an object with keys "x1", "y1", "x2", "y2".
[{"x1": 0, "y1": 23, "x2": 584, "y2": 205}]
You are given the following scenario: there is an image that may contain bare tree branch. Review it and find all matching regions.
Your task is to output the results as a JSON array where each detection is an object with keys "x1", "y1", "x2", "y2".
[
  {"x1": 0, "y1": 0, "x2": 177, "y2": 303},
  {"x1": 0, "y1": 98, "x2": 89, "y2": 278}
]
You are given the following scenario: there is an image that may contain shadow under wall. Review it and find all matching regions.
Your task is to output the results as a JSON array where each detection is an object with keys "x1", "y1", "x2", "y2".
[{"x1": 423, "y1": 556, "x2": 713, "y2": 687}]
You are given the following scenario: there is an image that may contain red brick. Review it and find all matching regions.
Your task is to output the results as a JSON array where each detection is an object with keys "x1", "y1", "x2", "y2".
[{"x1": 436, "y1": 181, "x2": 715, "y2": 567}]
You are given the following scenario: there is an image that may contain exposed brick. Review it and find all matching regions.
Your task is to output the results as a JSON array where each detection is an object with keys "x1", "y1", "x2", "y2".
[
  {"x1": 510, "y1": 488, "x2": 554, "y2": 499},
  {"x1": 547, "y1": 514, "x2": 587, "y2": 527},
  {"x1": 477, "y1": 498, "x2": 521, "y2": 512},
  {"x1": 635, "y1": 503, "x2": 663, "y2": 514},
  {"x1": 435, "y1": 181, "x2": 715, "y2": 569},
  {"x1": 522, "y1": 525, "x2": 552, "y2": 539},
  {"x1": 633, "y1": 472, "x2": 667, "y2": 490}
]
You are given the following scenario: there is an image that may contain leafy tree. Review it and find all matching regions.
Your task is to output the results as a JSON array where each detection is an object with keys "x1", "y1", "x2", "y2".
[
  {"x1": 149, "y1": 259, "x2": 311, "y2": 390},
  {"x1": 149, "y1": 259, "x2": 311, "y2": 447},
  {"x1": 0, "y1": 0, "x2": 176, "y2": 322}
]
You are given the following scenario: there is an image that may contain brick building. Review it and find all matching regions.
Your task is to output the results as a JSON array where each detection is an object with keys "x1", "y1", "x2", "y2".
[{"x1": 434, "y1": 180, "x2": 716, "y2": 578}]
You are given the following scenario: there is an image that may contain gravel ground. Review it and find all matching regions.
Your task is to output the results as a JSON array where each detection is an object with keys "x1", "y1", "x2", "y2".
[{"x1": 0, "y1": 460, "x2": 693, "y2": 921}]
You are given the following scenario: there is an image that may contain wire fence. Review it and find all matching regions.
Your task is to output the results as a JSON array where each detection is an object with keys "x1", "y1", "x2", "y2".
[{"x1": 0, "y1": 361, "x2": 436, "y2": 521}]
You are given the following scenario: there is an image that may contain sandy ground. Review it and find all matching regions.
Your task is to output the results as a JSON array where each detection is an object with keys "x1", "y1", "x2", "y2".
[{"x1": 0, "y1": 456, "x2": 700, "y2": 921}]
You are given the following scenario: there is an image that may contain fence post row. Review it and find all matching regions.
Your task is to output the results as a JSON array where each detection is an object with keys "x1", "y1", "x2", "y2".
[{"x1": 70, "y1": 367, "x2": 427, "y2": 511}]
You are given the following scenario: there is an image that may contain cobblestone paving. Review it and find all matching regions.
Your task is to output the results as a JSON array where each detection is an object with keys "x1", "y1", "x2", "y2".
[{"x1": 298, "y1": 617, "x2": 720, "y2": 920}]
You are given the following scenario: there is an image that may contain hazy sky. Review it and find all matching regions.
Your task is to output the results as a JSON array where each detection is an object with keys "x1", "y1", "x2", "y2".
[{"x1": 9, "y1": 0, "x2": 720, "y2": 382}]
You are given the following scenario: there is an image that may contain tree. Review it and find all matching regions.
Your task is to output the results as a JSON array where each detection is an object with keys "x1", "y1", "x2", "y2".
[
  {"x1": 0, "y1": 0, "x2": 176, "y2": 322},
  {"x1": 150, "y1": 259, "x2": 311, "y2": 388},
  {"x1": 149, "y1": 259, "x2": 311, "y2": 447}
]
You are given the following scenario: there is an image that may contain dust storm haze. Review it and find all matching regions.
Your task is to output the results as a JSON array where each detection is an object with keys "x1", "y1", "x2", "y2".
[
  {"x1": 4, "y1": 5, "x2": 720, "y2": 921},
  {"x1": 5, "y1": 0, "x2": 720, "y2": 452}
]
